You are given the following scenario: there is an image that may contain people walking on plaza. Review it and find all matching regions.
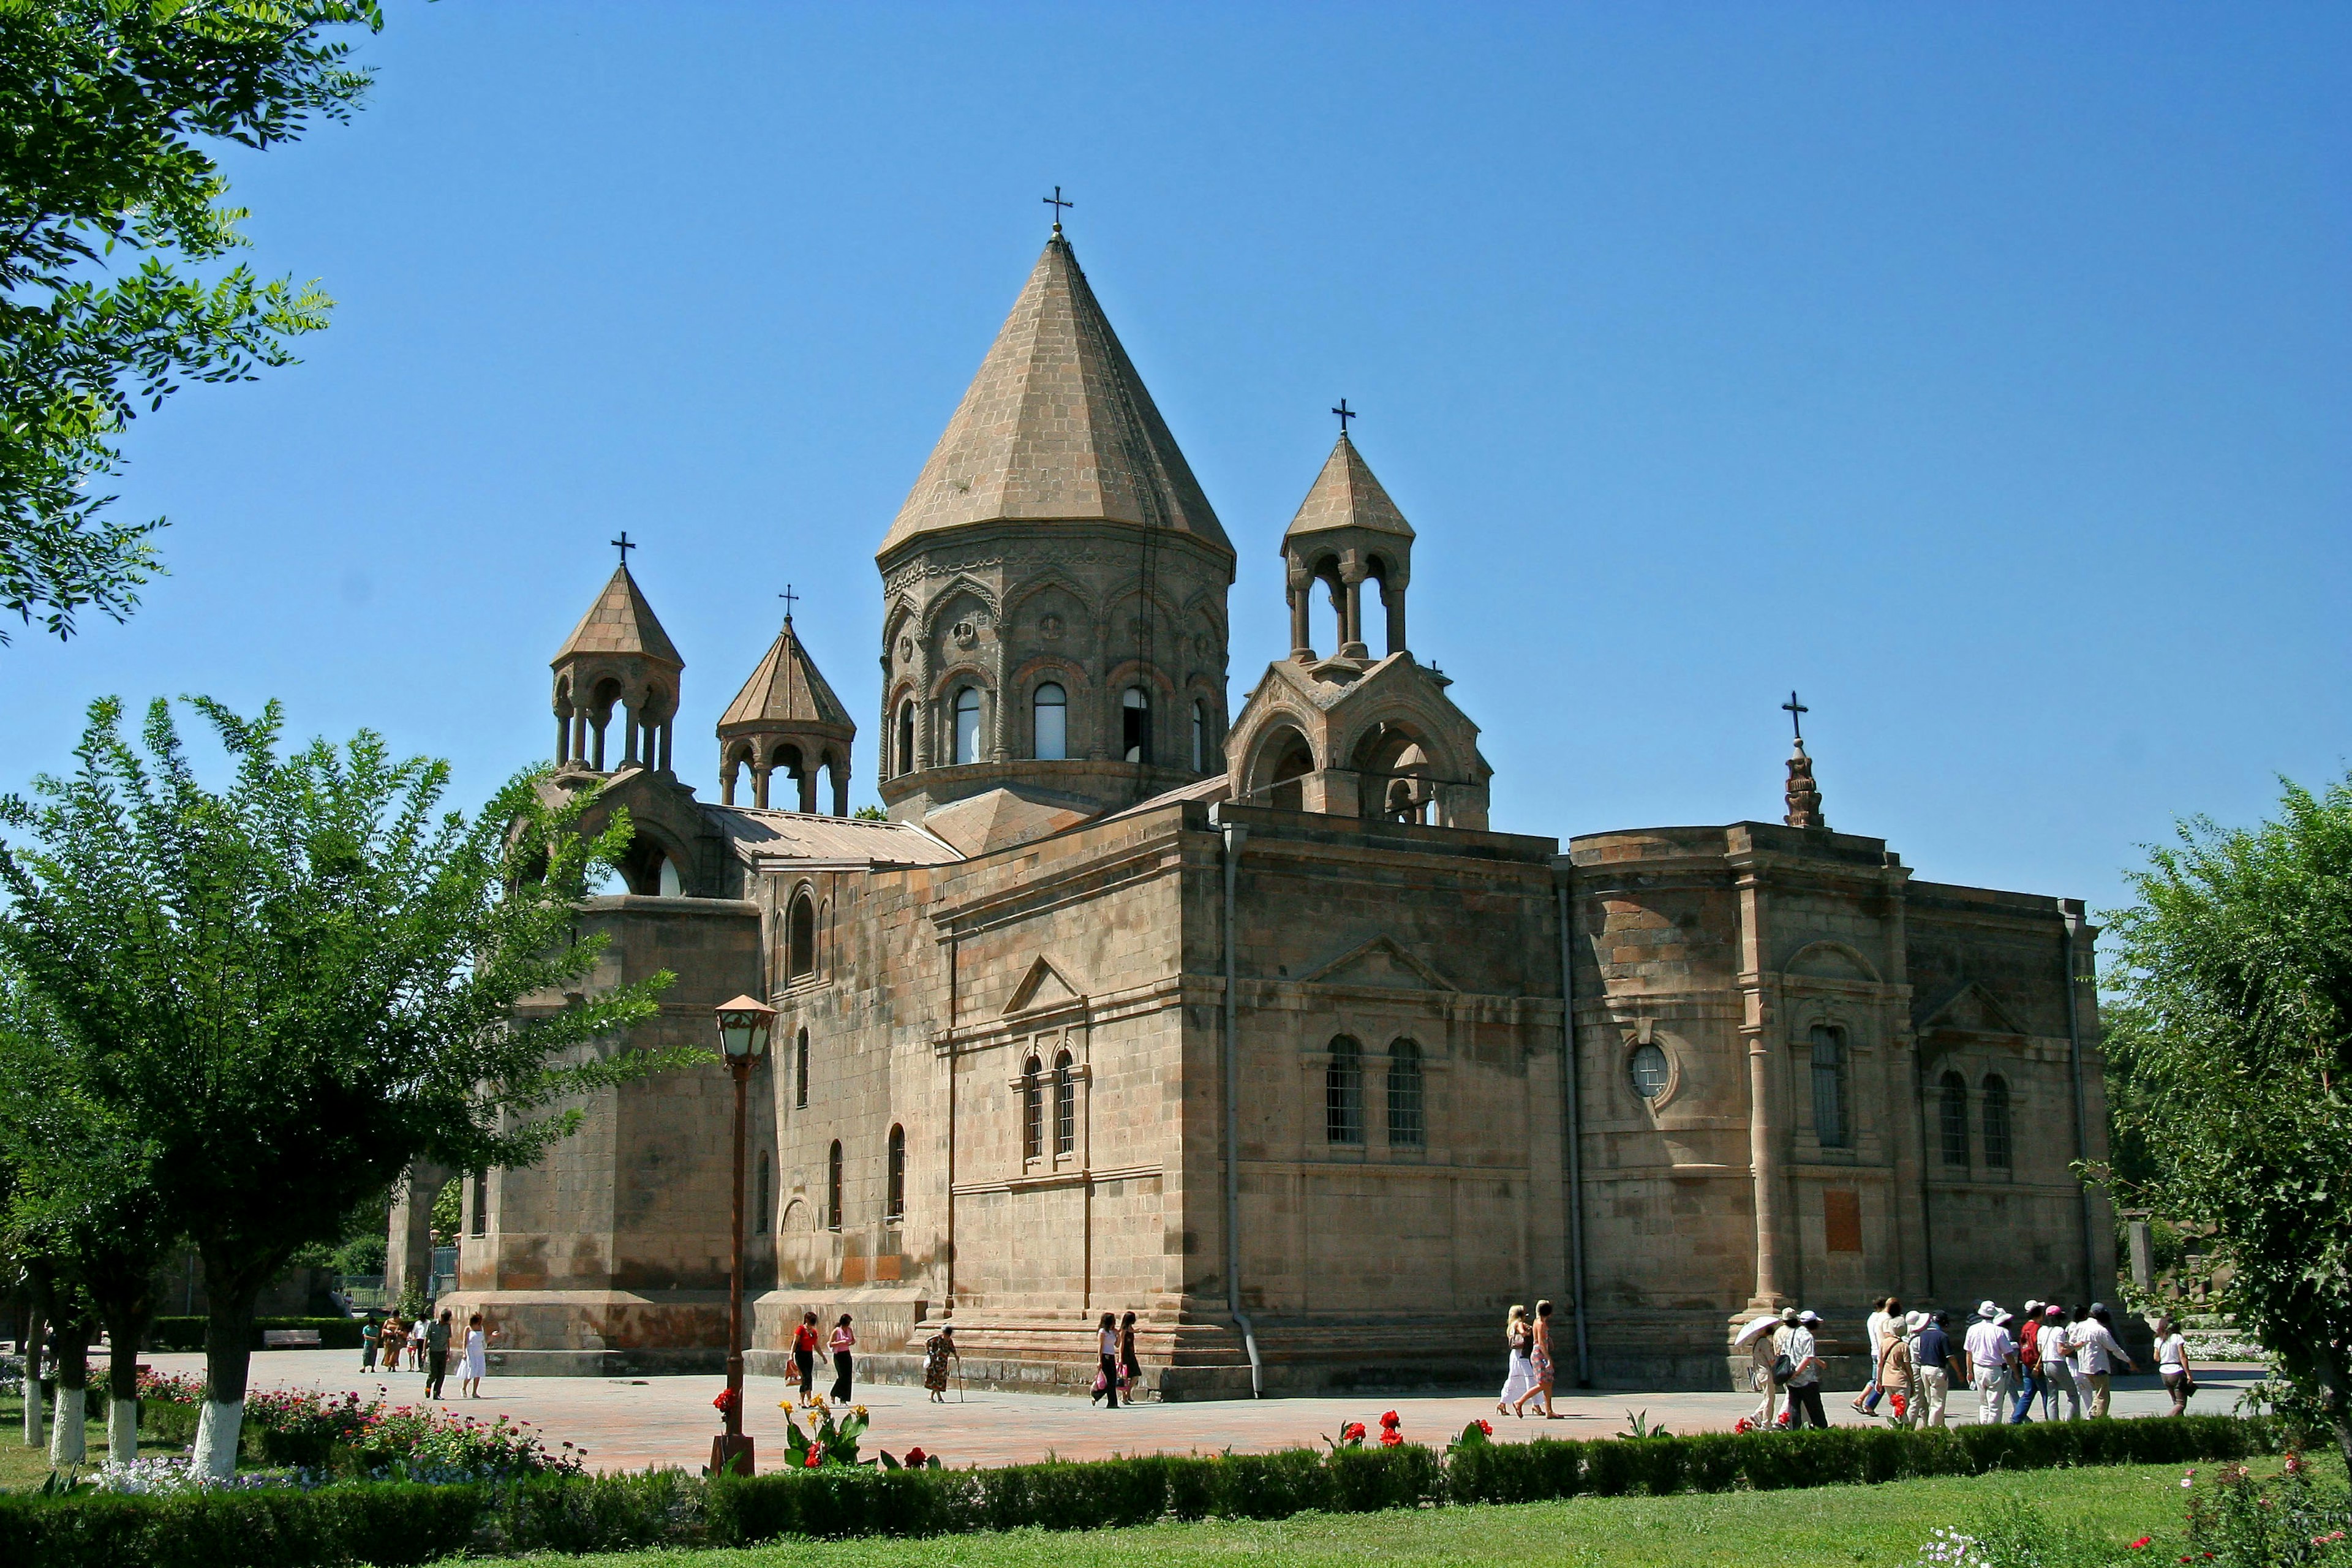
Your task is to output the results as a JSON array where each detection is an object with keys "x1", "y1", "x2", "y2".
[
  {"x1": 828, "y1": 1313, "x2": 856, "y2": 1401},
  {"x1": 424, "y1": 1308, "x2": 453, "y2": 1399},
  {"x1": 1514, "y1": 1300, "x2": 1561, "y2": 1419},
  {"x1": 1853, "y1": 1296, "x2": 1894, "y2": 1417},
  {"x1": 2011, "y1": 1300, "x2": 2044, "y2": 1423},
  {"x1": 2076, "y1": 1304, "x2": 2137, "y2": 1418},
  {"x1": 1877, "y1": 1311, "x2": 1917, "y2": 1428},
  {"x1": 1120, "y1": 1311, "x2": 1141, "y2": 1401},
  {"x1": 461, "y1": 1313, "x2": 490, "y2": 1398},
  {"x1": 1499, "y1": 1305, "x2": 1535, "y2": 1415},
  {"x1": 1782, "y1": 1309, "x2": 1828, "y2": 1428},
  {"x1": 1741, "y1": 1308, "x2": 1791, "y2": 1430},
  {"x1": 1092, "y1": 1312, "x2": 1120, "y2": 1409},
  {"x1": 2040, "y1": 1306, "x2": 2076, "y2": 1419},
  {"x1": 793, "y1": 1311, "x2": 820, "y2": 1400},
  {"x1": 360, "y1": 1313, "x2": 380, "y2": 1372},
  {"x1": 922, "y1": 1322, "x2": 958, "y2": 1403},
  {"x1": 2157, "y1": 1315, "x2": 2194, "y2": 1416},
  {"x1": 1965, "y1": 1303, "x2": 2018, "y2": 1425},
  {"x1": 381, "y1": 1313, "x2": 407, "y2": 1376},
  {"x1": 1911, "y1": 1310, "x2": 1956, "y2": 1427}
]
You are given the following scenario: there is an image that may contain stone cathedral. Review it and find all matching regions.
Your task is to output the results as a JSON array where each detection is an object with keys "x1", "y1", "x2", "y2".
[{"x1": 418, "y1": 226, "x2": 2116, "y2": 1395}]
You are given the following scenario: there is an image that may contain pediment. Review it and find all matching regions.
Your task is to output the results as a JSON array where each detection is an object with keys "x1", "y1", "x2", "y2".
[
  {"x1": 1784, "y1": 940, "x2": 1879, "y2": 984},
  {"x1": 1005, "y1": 956, "x2": 1087, "y2": 1016},
  {"x1": 1915, "y1": 979, "x2": 2027, "y2": 1038},
  {"x1": 1297, "y1": 935, "x2": 1456, "y2": 993}
]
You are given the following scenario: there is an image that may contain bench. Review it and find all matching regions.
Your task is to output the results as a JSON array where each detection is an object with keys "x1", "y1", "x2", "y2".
[{"x1": 262, "y1": 1329, "x2": 323, "y2": 1349}]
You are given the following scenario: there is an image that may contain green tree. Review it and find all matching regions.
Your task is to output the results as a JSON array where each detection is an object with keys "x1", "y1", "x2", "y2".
[
  {"x1": 0, "y1": 1, "x2": 382, "y2": 642},
  {"x1": 0, "y1": 696, "x2": 695, "y2": 1475},
  {"x1": 2103, "y1": 774, "x2": 2352, "y2": 1470}
]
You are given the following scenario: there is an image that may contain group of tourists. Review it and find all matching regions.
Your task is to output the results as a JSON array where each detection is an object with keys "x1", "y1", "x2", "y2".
[
  {"x1": 790, "y1": 1310, "x2": 861, "y2": 1403},
  {"x1": 358, "y1": 1307, "x2": 492, "y2": 1399},
  {"x1": 1090, "y1": 1311, "x2": 1142, "y2": 1408},
  {"x1": 1741, "y1": 1294, "x2": 2192, "y2": 1430},
  {"x1": 1498, "y1": 1300, "x2": 1566, "y2": 1419}
]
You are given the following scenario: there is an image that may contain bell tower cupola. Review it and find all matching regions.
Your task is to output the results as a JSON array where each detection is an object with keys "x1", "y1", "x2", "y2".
[
  {"x1": 1282, "y1": 428, "x2": 1414, "y2": 664},
  {"x1": 717, "y1": 603, "x2": 857, "y2": 815},
  {"x1": 551, "y1": 540, "x2": 684, "y2": 777}
]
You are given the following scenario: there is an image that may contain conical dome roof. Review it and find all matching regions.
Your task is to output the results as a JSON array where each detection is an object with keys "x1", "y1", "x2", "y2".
[
  {"x1": 1285, "y1": 433, "x2": 1414, "y2": 541},
  {"x1": 878, "y1": 232, "x2": 1230, "y2": 559},
  {"x1": 719, "y1": 619, "x2": 854, "y2": 736},
  {"x1": 552, "y1": 565, "x2": 682, "y2": 669}
]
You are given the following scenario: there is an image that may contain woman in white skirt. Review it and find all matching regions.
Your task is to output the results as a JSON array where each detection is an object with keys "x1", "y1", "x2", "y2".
[
  {"x1": 461, "y1": 1312, "x2": 492, "y2": 1398},
  {"x1": 1498, "y1": 1305, "x2": 1536, "y2": 1415}
]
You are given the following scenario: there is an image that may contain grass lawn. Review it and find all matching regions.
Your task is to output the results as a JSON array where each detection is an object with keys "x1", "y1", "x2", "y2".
[
  {"x1": 476, "y1": 1455, "x2": 2339, "y2": 1568},
  {"x1": 0, "y1": 1389, "x2": 186, "y2": 1491}
]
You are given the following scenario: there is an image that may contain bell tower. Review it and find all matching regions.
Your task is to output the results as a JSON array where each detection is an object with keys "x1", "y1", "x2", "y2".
[
  {"x1": 717, "y1": 607, "x2": 857, "y2": 814},
  {"x1": 1283, "y1": 428, "x2": 1414, "y2": 664},
  {"x1": 551, "y1": 543, "x2": 684, "y2": 777}
]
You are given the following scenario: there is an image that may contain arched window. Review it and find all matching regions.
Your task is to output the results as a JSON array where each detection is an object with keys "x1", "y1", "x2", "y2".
[
  {"x1": 794, "y1": 1027, "x2": 809, "y2": 1110},
  {"x1": 786, "y1": 892, "x2": 816, "y2": 979},
  {"x1": 1191, "y1": 699, "x2": 1208, "y2": 772},
  {"x1": 1809, "y1": 1025, "x2": 1849, "y2": 1149},
  {"x1": 1121, "y1": 685, "x2": 1150, "y2": 764},
  {"x1": 1326, "y1": 1036, "x2": 1364, "y2": 1145},
  {"x1": 655, "y1": 854, "x2": 683, "y2": 897},
  {"x1": 1386, "y1": 1039, "x2": 1425, "y2": 1148},
  {"x1": 953, "y1": 686, "x2": 982, "y2": 766},
  {"x1": 1033, "y1": 682, "x2": 1067, "y2": 761},
  {"x1": 1053, "y1": 1049, "x2": 1076, "y2": 1156},
  {"x1": 1939, "y1": 1071, "x2": 1970, "y2": 1168},
  {"x1": 1021, "y1": 1055, "x2": 1043, "y2": 1161},
  {"x1": 1982, "y1": 1075, "x2": 2013, "y2": 1169},
  {"x1": 470, "y1": 1169, "x2": 489, "y2": 1237},
  {"x1": 756, "y1": 1151, "x2": 771, "y2": 1232},
  {"x1": 896, "y1": 699, "x2": 914, "y2": 776},
  {"x1": 886, "y1": 1125, "x2": 905, "y2": 1221},
  {"x1": 826, "y1": 1140, "x2": 843, "y2": 1231}
]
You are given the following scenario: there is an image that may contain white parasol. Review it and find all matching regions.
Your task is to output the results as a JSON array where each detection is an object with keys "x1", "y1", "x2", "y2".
[{"x1": 1733, "y1": 1314, "x2": 1781, "y2": 1348}]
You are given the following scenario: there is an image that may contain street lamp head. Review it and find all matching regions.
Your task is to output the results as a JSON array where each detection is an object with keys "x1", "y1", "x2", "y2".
[{"x1": 715, "y1": 995, "x2": 777, "y2": 1060}]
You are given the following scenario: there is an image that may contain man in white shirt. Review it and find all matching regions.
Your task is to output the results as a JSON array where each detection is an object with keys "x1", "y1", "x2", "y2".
[
  {"x1": 1782, "y1": 1310, "x2": 1828, "y2": 1428},
  {"x1": 1853, "y1": 1297, "x2": 1895, "y2": 1417},
  {"x1": 1962, "y1": 1301, "x2": 2018, "y2": 1425},
  {"x1": 2073, "y1": 1305, "x2": 2138, "y2": 1418}
]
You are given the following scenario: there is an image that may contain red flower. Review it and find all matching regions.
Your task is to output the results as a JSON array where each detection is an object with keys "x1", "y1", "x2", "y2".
[
  {"x1": 1379, "y1": 1430, "x2": 1403, "y2": 1447},
  {"x1": 803, "y1": 1447, "x2": 823, "y2": 1468},
  {"x1": 1379, "y1": 1411, "x2": 1401, "y2": 1430},
  {"x1": 905, "y1": 1447, "x2": 928, "y2": 1467},
  {"x1": 1477, "y1": 1420, "x2": 1494, "y2": 1437},
  {"x1": 1343, "y1": 1422, "x2": 1366, "y2": 1442},
  {"x1": 712, "y1": 1387, "x2": 737, "y2": 1413},
  {"x1": 2130, "y1": 1539, "x2": 2152, "y2": 1550}
]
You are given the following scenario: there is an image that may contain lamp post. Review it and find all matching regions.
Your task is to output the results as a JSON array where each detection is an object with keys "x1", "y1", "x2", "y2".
[{"x1": 712, "y1": 993, "x2": 775, "y2": 1476}]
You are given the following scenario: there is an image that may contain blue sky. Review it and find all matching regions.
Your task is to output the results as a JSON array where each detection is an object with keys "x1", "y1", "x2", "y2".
[{"x1": 10, "y1": 2, "x2": 2347, "y2": 925}]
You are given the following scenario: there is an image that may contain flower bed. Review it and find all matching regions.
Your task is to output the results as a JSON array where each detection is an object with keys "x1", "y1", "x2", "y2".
[{"x1": 133, "y1": 1371, "x2": 586, "y2": 1482}]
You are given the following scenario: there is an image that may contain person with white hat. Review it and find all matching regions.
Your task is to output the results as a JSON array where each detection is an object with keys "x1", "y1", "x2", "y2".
[
  {"x1": 1963, "y1": 1302, "x2": 2018, "y2": 1425},
  {"x1": 1782, "y1": 1310, "x2": 1828, "y2": 1428},
  {"x1": 1875, "y1": 1308, "x2": 1917, "y2": 1428}
]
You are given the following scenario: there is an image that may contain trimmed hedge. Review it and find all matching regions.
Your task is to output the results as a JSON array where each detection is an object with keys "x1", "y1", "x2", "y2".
[
  {"x1": 0, "y1": 1415, "x2": 2279, "y2": 1567},
  {"x1": 146, "y1": 1318, "x2": 364, "y2": 1354}
]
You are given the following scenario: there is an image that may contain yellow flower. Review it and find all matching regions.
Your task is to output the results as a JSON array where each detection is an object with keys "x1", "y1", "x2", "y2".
[
  {"x1": 778, "y1": 1401, "x2": 794, "y2": 1413},
  {"x1": 853, "y1": 1405, "x2": 869, "y2": 1420}
]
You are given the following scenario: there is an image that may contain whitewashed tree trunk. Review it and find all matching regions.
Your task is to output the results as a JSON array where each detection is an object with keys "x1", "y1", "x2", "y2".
[
  {"x1": 48, "y1": 1384, "x2": 85, "y2": 1466},
  {"x1": 108, "y1": 1398, "x2": 138, "y2": 1464},
  {"x1": 20, "y1": 1372, "x2": 41, "y2": 1448},
  {"x1": 192, "y1": 1399, "x2": 243, "y2": 1479}
]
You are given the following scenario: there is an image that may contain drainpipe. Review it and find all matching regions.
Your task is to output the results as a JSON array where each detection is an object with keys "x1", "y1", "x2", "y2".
[
  {"x1": 1212, "y1": 807, "x2": 1263, "y2": 1396},
  {"x1": 1556, "y1": 874, "x2": 1593, "y2": 1387},
  {"x1": 2062, "y1": 902, "x2": 2096, "y2": 1300}
]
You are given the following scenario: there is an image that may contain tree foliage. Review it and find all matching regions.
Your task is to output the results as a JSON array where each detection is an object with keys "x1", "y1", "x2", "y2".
[
  {"x1": 2103, "y1": 774, "x2": 2352, "y2": 1469},
  {"x1": 0, "y1": 1, "x2": 382, "y2": 641},
  {"x1": 0, "y1": 696, "x2": 693, "y2": 1462}
]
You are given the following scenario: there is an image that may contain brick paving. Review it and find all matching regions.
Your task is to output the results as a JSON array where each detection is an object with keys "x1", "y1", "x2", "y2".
[{"x1": 143, "y1": 1352, "x2": 2263, "y2": 1476}]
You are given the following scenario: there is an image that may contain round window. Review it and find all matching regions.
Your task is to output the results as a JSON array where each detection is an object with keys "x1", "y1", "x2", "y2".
[{"x1": 1629, "y1": 1043, "x2": 1670, "y2": 1100}]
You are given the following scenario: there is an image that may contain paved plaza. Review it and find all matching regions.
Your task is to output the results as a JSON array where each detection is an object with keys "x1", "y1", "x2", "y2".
[{"x1": 143, "y1": 1351, "x2": 2264, "y2": 1475}]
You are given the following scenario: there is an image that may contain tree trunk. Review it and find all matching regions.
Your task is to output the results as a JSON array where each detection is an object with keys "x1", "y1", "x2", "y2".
[
  {"x1": 47, "y1": 1310, "x2": 90, "y2": 1468},
  {"x1": 191, "y1": 1261, "x2": 260, "y2": 1480},
  {"x1": 18, "y1": 1264, "x2": 48, "y2": 1449},
  {"x1": 99, "y1": 1297, "x2": 153, "y2": 1467},
  {"x1": 2312, "y1": 1343, "x2": 2352, "y2": 1477}
]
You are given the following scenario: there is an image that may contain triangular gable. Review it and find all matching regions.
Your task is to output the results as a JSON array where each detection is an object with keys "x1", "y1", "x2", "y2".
[
  {"x1": 1914, "y1": 979, "x2": 2029, "y2": 1038},
  {"x1": 1296, "y1": 935, "x2": 1457, "y2": 993},
  {"x1": 1005, "y1": 956, "x2": 1087, "y2": 1017}
]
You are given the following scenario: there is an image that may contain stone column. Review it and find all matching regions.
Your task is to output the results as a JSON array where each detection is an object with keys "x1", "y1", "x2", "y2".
[
  {"x1": 554, "y1": 710, "x2": 570, "y2": 767},
  {"x1": 720, "y1": 757, "x2": 738, "y2": 805},
  {"x1": 1289, "y1": 586, "x2": 1313, "y2": 661},
  {"x1": 621, "y1": 702, "x2": 641, "y2": 767},
  {"x1": 752, "y1": 765, "x2": 770, "y2": 810},
  {"x1": 1735, "y1": 865, "x2": 1792, "y2": 1311},
  {"x1": 831, "y1": 763, "x2": 850, "y2": 818},
  {"x1": 1339, "y1": 567, "x2": 1368, "y2": 659},
  {"x1": 797, "y1": 766, "x2": 818, "y2": 813},
  {"x1": 657, "y1": 720, "x2": 673, "y2": 774},
  {"x1": 385, "y1": 1161, "x2": 450, "y2": 1305},
  {"x1": 1382, "y1": 583, "x2": 1407, "y2": 658}
]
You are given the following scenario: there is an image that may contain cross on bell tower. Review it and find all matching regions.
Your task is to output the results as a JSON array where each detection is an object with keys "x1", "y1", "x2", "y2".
[{"x1": 1781, "y1": 690, "x2": 1826, "y2": 831}]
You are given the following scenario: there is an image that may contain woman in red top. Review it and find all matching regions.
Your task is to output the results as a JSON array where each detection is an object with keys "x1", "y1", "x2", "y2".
[{"x1": 791, "y1": 1311, "x2": 820, "y2": 1400}]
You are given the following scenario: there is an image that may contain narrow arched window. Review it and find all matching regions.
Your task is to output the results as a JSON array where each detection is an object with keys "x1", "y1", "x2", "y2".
[
  {"x1": 794, "y1": 1027, "x2": 809, "y2": 1109},
  {"x1": 1191, "y1": 699, "x2": 1208, "y2": 772},
  {"x1": 1983, "y1": 1075, "x2": 2012, "y2": 1169},
  {"x1": 896, "y1": 699, "x2": 914, "y2": 776},
  {"x1": 1054, "y1": 1049, "x2": 1076, "y2": 1156},
  {"x1": 656, "y1": 854, "x2": 683, "y2": 897},
  {"x1": 1122, "y1": 685, "x2": 1150, "y2": 764},
  {"x1": 1939, "y1": 1071, "x2": 1970, "y2": 1168},
  {"x1": 786, "y1": 892, "x2": 816, "y2": 979},
  {"x1": 1326, "y1": 1036, "x2": 1364, "y2": 1145},
  {"x1": 1034, "y1": 682, "x2": 1067, "y2": 761},
  {"x1": 1810, "y1": 1025, "x2": 1849, "y2": 1149},
  {"x1": 886, "y1": 1125, "x2": 905, "y2": 1221},
  {"x1": 757, "y1": 1151, "x2": 771, "y2": 1232},
  {"x1": 826, "y1": 1140, "x2": 843, "y2": 1231},
  {"x1": 1386, "y1": 1039, "x2": 1425, "y2": 1148},
  {"x1": 953, "y1": 686, "x2": 982, "y2": 766},
  {"x1": 470, "y1": 1169, "x2": 489, "y2": 1237},
  {"x1": 1021, "y1": 1055, "x2": 1043, "y2": 1161}
]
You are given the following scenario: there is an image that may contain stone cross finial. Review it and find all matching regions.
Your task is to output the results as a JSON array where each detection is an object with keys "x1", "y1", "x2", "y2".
[{"x1": 1784, "y1": 737, "x2": 1826, "y2": 831}]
